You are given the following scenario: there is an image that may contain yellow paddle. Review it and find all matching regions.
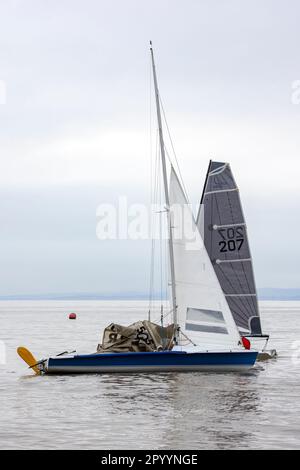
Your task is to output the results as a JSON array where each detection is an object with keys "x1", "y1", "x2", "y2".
[{"x1": 17, "y1": 346, "x2": 41, "y2": 375}]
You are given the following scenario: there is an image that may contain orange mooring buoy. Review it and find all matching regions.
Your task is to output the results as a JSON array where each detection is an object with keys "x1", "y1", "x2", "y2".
[{"x1": 69, "y1": 312, "x2": 77, "y2": 320}]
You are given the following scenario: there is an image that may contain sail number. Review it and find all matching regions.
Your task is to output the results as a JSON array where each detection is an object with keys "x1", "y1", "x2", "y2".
[{"x1": 218, "y1": 227, "x2": 244, "y2": 253}]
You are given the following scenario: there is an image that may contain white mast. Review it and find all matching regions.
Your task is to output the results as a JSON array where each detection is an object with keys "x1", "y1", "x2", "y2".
[{"x1": 150, "y1": 41, "x2": 178, "y2": 339}]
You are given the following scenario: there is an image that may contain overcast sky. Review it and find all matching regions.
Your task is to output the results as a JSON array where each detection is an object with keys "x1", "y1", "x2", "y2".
[{"x1": 0, "y1": 0, "x2": 299, "y2": 296}]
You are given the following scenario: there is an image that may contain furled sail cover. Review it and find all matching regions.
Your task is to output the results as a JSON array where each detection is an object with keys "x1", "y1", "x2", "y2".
[
  {"x1": 97, "y1": 321, "x2": 175, "y2": 353},
  {"x1": 169, "y1": 167, "x2": 241, "y2": 349},
  {"x1": 197, "y1": 161, "x2": 262, "y2": 335}
]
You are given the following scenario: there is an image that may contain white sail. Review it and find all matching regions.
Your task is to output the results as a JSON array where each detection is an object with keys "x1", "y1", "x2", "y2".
[{"x1": 169, "y1": 167, "x2": 242, "y2": 350}]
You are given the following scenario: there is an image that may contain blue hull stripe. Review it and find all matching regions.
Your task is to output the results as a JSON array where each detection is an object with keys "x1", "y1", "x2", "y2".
[{"x1": 46, "y1": 350, "x2": 257, "y2": 373}]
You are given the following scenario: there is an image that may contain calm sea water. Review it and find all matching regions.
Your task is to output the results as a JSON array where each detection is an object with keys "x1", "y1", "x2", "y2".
[{"x1": 0, "y1": 300, "x2": 300, "y2": 450}]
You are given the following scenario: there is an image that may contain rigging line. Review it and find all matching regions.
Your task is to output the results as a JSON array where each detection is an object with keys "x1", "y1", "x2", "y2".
[
  {"x1": 153, "y1": 131, "x2": 160, "y2": 306},
  {"x1": 152, "y1": 307, "x2": 172, "y2": 322},
  {"x1": 151, "y1": 128, "x2": 158, "y2": 206},
  {"x1": 149, "y1": 52, "x2": 153, "y2": 205},
  {"x1": 152, "y1": 307, "x2": 173, "y2": 325},
  {"x1": 160, "y1": 158, "x2": 168, "y2": 315},
  {"x1": 164, "y1": 226, "x2": 168, "y2": 314},
  {"x1": 159, "y1": 94, "x2": 190, "y2": 203},
  {"x1": 197, "y1": 160, "x2": 212, "y2": 227},
  {"x1": 148, "y1": 56, "x2": 153, "y2": 319},
  {"x1": 153, "y1": 130, "x2": 161, "y2": 308},
  {"x1": 209, "y1": 176, "x2": 214, "y2": 261},
  {"x1": 149, "y1": 129, "x2": 160, "y2": 314},
  {"x1": 159, "y1": 161, "x2": 169, "y2": 312},
  {"x1": 164, "y1": 145, "x2": 174, "y2": 166},
  {"x1": 148, "y1": 131, "x2": 156, "y2": 311},
  {"x1": 158, "y1": 147, "x2": 164, "y2": 307},
  {"x1": 179, "y1": 330, "x2": 197, "y2": 347},
  {"x1": 155, "y1": 122, "x2": 168, "y2": 315}
]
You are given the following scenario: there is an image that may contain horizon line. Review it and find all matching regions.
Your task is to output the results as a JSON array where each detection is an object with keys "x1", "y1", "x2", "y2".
[{"x1": 0, "y1": 287, "x2": 300, "y2": 301}]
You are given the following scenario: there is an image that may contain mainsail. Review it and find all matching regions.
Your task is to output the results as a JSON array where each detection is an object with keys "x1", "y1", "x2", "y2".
[
  {"x1": 197, "y1": 161, "x2": 262, "y2": 335},
  {"x1": 169, "y1": 167, "x2": 241, "y2": 349}
]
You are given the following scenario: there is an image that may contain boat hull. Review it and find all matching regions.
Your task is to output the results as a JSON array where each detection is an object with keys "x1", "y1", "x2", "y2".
[{"x1": 44, "y1": 350, "x2": 258, "y2": 374}]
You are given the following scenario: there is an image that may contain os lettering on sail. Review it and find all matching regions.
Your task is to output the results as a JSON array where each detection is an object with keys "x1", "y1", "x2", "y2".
[{"x1": 291, "y1": 341, "x2": 300, "y2": 365}]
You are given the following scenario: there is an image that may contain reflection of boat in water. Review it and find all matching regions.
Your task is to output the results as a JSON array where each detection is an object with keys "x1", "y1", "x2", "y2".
[
  {"x1": 17, "y1": 43, "x2": 258, "y2": 375},
  {"x1": 197, "y1": 161, "x2": 277, "y2": 360},
  {"x1": 93, "y1": 372, "x2": 262, "y2": 449}
]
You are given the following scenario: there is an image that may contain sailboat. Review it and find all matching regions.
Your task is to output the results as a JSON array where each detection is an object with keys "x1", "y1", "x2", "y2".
[
  {"x1": 17, "y1": 44, "x2": 258, "y2": 374},
  {"x1": 197, "y1": 161, "x2": 276, "y2": 359}
]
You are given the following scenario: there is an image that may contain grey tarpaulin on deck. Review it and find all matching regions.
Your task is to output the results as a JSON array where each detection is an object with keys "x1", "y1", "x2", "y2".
[
  {"x1": 197, "y1": 161, "x2": 262, "y2": 335},
  {"x1": 97, "y1": 321, "x2": 175, "y2": 353}
]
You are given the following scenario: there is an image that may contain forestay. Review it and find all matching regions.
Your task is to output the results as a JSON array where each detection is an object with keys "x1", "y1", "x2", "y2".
[
  {"x1": 169, "y1": 167, "x2": 241, "y2": 350},
  {"x1": 197, "y1": 161, "x2": 262, "y2": 335}
]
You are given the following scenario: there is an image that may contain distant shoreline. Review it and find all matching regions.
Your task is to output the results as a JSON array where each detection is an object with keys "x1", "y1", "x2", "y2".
[{"x1": 0, "y1": 288, "x2": 300, "y2": 301}]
